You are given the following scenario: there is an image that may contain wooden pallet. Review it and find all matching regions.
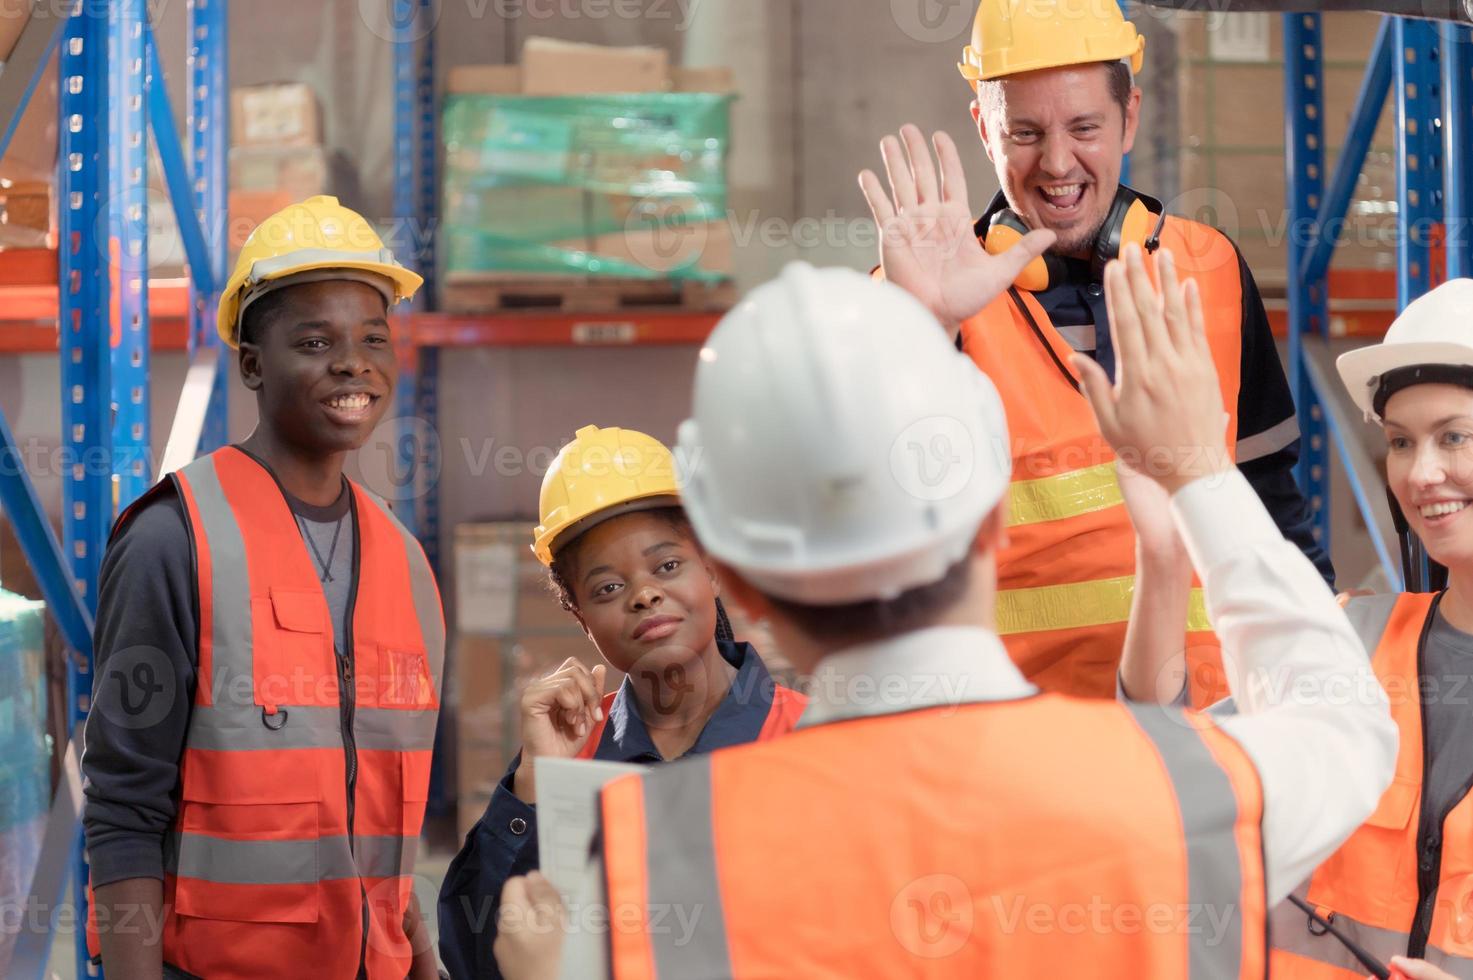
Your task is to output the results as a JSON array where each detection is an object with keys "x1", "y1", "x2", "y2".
[{"x1": 441, "y1": 273, "x2": 736, "y2": 314}]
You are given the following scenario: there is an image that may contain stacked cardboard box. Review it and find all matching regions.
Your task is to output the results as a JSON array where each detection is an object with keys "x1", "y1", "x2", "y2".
[
  {"x1": 441, "y1": 40, "x2": 735, "y2": 298},
  {"x1": 227, "y1": 83, "x2": 331, "y2": 252},
  {"x1": 0, "y1": 8, "x2": 56, "y2": 264},
  {"x1": 451, "y1": 522, "x2": 616, "y2": 840}
]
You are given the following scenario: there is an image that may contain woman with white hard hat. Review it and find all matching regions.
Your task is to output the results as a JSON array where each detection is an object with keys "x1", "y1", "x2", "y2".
[{"x1": 1228, "y1": 278, "x2": 1473, "y2": 979}]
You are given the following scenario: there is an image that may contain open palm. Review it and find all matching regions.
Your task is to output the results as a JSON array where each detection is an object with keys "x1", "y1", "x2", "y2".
[{"x1": 860, "y1": 125, "x2": 1054, "y2": 335}]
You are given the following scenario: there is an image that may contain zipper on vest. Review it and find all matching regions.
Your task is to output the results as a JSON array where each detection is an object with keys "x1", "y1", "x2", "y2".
[{"x1": 342, "y1": 493, "x2": 369, "y2": 979}]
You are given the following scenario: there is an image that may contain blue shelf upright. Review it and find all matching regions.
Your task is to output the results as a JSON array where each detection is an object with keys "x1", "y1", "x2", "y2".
[
  {"x1": 110, "y1": 0, "x2": 151, "y2": 512},
  {"x1": 392, "y1": 0, "x2": 446, "y2": 815},
  {"x1": 1283, "y1": 13, "x2": 1330, "y2": 551},
  {"x1": 1443, "y1": 22, "x2": 1473, "y2": 280},
  {"x1": 58, "y1": 6, "x2": 113, "y2": 972},
  {"x1": 189, "y1": 0, "x2": 230, "y2": 455},
  {"x1": 1394, "y1": 17, "x2": 1445, "y2": 589}
]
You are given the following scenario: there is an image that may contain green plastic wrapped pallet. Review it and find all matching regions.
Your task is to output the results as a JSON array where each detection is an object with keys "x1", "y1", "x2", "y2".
[
  {"x1": 441, "y1": 94, "x2": 733, "y2": 281},
  {"x1": 0, "y1": 589, "x2": 47, "y2": 977}
]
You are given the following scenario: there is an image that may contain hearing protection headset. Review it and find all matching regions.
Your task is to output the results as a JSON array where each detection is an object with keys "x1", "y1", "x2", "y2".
[{"x1": 983, "y1": 186, "x2": 1168, "y2": 292}]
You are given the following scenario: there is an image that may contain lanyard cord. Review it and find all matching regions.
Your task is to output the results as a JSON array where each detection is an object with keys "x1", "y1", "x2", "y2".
[
  {"x1": 297, "y1": 512, "x2": 345, "y2": 583},
  {"x1": 1007, "y1": 287, "x2": 1081, "y2": 394}
]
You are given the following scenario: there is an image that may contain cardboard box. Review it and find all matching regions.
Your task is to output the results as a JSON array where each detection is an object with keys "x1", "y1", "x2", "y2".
[
  {"x1": 456, "y1": 744, "x2": 509, "y2": 801},
  {"x1": 448, "y1": 64, "x2": 521, "y2": 96},
  {"x1": 454, "y1": 522, "x2": 577, "y2": 634},
  {"x1": 0, "y1": 1, "x2": 55, "y2": 184},
  {"x1": 0, "y1": 57, "x2": 55, "y2": 186},
  {"x1": 454, "y1": 524, "x2": 523, "y2": 634},
  {"x1": 671, "y1": 66, "x2": 736, "y2": 94},
  {"x1": 227, "y1": 189, "x2": 294, "y2": 250},
  {"x1": 520, "y1": 37, "x2": 669, "y2": 96},
  {"x1": 0, "y1": 182, "x2": 49, "y2": 249},
  {"x1": 229, "y1": 145, "x2": 330, "y2": 199},
  {"x1": 231, "y1": 83, "x2": 322, "y2": 148},
  {"x1": 453, "y1": 634, "x2": 506, "y2": 745},
  {"x1": 450, "y1": 62, "x2": 734, "y2": 97}
]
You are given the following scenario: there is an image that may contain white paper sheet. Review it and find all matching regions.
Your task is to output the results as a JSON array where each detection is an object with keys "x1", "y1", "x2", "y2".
[{"x1": 535, "y1": 757, "x2": 648, "y2": 980}]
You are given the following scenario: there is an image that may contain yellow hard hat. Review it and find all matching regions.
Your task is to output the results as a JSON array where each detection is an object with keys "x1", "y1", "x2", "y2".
[
  {"x1": 958, "y1": 0, "x2": 1145, "y2": 87},
  {"x1": 532, "y1": 424, "x2": 681, "y2": 566},
  {"x1": 217, "y1": 195, "x2": 423, "y2": 348}
]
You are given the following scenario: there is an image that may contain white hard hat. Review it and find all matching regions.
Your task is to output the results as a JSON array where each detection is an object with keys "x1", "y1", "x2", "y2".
[
  {"x1": 1337, "y1": 278, "x2": 1473, "y2": 422},
  {"x1": 675, "y1": 262, "x2": 1012, "y2": 605}
]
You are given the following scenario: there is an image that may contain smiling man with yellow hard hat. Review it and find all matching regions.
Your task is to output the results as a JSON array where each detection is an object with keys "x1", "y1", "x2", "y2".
[
  {"x1": 82, "y1": 196, "x2": 445, "y2": 980},
  {"x1": 859, "y1": 0, "x2": 1330, "y2": 705}
]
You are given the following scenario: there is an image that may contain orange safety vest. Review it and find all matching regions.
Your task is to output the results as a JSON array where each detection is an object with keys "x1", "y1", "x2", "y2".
[
  {"x1": 961, "y1": 217, "x2": 1245, "y2": 704},
  {"x1": 575, "y1": 679, "x2": 808, "y2": 759},
  {"x1": 1270, "y1": 591, "x2": 1473, "y2": 978},
  {"x1": 87, "y1": 447, "x2": 444, "y2": 980},
  {"x1": 601, "y1": 694, "x2": 1267, "y2": 977}
]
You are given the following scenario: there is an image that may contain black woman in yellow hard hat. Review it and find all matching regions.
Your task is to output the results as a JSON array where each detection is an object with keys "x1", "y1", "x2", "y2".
[
  {"x1": 437, "y1": 424, "x2": 805, "y2": 980},
  {"x1": 82, "y1": 195, "x2": 444, "y2": 980},
  {"x1": 858, "y1": 0, "x2": 1329, "y2": 707},
  {"x1": 436, "y1": 424, "x2": 807, "y2": 978}
]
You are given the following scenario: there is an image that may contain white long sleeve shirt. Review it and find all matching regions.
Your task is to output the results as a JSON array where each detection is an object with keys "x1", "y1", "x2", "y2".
[{"x1": 1170, "y1": 468, "x2": 1397, "y2": 902}]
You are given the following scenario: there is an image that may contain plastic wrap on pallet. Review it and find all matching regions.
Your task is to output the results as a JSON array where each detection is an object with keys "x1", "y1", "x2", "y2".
[
  {"x1": 0, "y1": 590, "x2": 49, "y2": 976},
  {"x1": 441, "y1": 94, "x2": 733, "y2": 280}
]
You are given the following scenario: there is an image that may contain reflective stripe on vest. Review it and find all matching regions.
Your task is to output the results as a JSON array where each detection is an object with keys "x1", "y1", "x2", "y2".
[
  {"x1": 1270, "y1": 591, "x2": 1473, "y2": 980},
  {"x1": 150, "y1": 448, "x2": 442, "y2": 980},
  {"x1": 963, "y1": 217, "x2": 1243, "y2": 701},
  {"x1": 604, "y1": 695, "x2": 1267, "y2": 978},
  {"x1": 997, "y1": 574, "x2": 1212, "y2": 636},
  {"x1": 1127, "y1": 703, "x2": 1246, "y2": 977}
]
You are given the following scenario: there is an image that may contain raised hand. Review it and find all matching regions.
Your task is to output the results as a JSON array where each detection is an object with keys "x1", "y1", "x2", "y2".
[
  {"x1": 1116, "y1": 454, "x2": 1189, "y2": 564},
  {"x1": 1075, "y1": 246, "x2": 1231, "y2": 495},
  {"x1": 859, "y1": 125, "x2": 1054, "y2": 338},
  {"x1": 511, "y1": 657, "x2": 608, "y2": 804}
]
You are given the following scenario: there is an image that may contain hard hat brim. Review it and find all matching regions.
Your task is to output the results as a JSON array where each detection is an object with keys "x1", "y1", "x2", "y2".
[
  {"x1": 218, "y1": 255, "x2": 424, "y2": 348},
  {"x1": 1337, "y1": 339, "x2": 1473, "y2": 421},
  {"x1": 532, "y1": 492, "x2": 683, "y2": 566}
]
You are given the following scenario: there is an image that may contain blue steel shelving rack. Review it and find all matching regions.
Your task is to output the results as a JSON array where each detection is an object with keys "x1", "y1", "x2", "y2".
[
  {"x1": 1285, "y1": 12, "x2": 1473, "y2": 590},
  {"x1": 4, "y1": 0, "x2": 438, "y2": 976}
]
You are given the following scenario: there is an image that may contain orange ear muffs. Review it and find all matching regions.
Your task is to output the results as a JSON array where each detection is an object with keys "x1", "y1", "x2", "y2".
[
  {"x1": 984, "y1": 188, "x2": 1167, "y2": 292},
  {"x1": 985, "y1": 210, "x2": 1064, "y2": 292},
  {"x1": 1091, "y1": 187, "x2": 1167, "y2": 280}
]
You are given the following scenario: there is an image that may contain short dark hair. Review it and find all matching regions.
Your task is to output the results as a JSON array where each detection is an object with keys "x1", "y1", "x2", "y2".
[
  {"x1": 237, "y1": 285, "x2": 296, "y2": 348},
  {"x1": 237, "y1": 279, "x2": 392, "y2": 347},
  {"x1": 978, "y1": 59, "x2": 1134, "y2": 128},
  {"x1": 762, "y1": 557, "x2": 973, "y2": 648},
  {"x1": 546, "y1": 506, "x2": 696, "y2": 613}
]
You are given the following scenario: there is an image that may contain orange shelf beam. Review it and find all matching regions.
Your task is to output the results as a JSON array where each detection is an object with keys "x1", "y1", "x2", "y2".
[
  {"x1": 0, "y1": 279, "x2": 195, "y2": 352},
  {"x1": 405, "y1": 309, "x2": 722, "y2": 348},
  {"x1": 0, "y1": 281, "x2": 723, "y2": 353}
]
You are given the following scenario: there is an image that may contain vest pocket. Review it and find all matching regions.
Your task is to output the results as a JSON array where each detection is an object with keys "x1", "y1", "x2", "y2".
[
  {"x1": 251, "y1": 587, "x2": 336, "y2": 710},
  {"x1": 363, "y1": 643, "x2": 436, "y2": 709},
  {"x1": 1365, "y1": 776, "x2": 1419, "y2": 830},
  {"x1": 173, "y1": 795, "x2": 321, "y2": 924}
]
